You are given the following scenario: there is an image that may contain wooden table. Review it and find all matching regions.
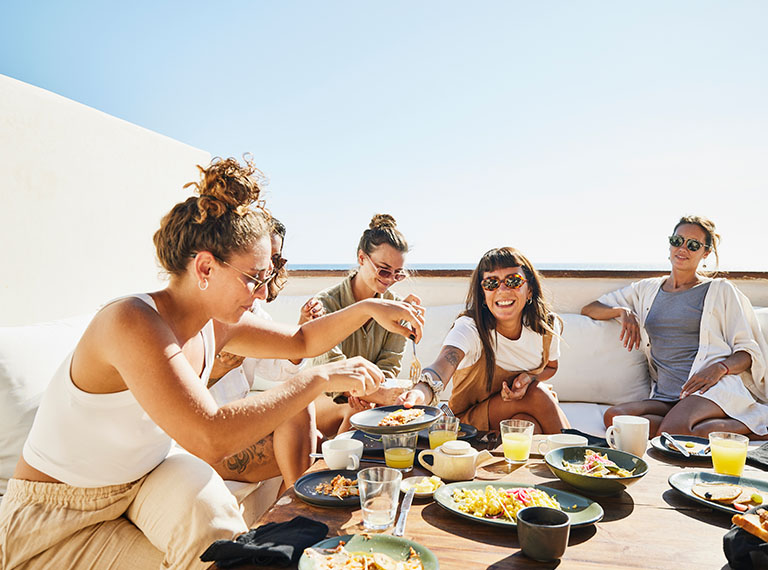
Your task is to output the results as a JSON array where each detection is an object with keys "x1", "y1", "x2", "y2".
[{"x1": 242, "y1": 441, "x2": 766, "y2": 569}]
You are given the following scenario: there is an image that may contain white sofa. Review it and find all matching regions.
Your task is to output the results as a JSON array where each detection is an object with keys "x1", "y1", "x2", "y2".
[{"x1": 3, "y1": 297, "x2": 766, "y2": 499}]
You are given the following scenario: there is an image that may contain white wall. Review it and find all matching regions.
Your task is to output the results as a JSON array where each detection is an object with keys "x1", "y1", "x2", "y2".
[{"x1": 0, "y1": 75, "x2": 210, "y2": 325}]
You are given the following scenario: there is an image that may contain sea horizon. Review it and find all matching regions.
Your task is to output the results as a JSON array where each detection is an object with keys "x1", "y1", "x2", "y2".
[{"x1": 285, "y1": 262, "x2": 760, "y2": 271}]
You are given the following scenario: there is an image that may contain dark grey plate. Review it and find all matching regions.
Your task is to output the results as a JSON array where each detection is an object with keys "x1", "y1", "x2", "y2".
[
  {"x1": 294, "y1": 469, "x2": 359, "y2": 507},
  {"x1": 349, "y1": 405, "x2": 443, "y2": 435},
  {"x1": 651, "y1": 434, "x2": 711, "y2": 459},
  {"x1": 433, "y1": 481, "x2": 604, "y2": 528}
]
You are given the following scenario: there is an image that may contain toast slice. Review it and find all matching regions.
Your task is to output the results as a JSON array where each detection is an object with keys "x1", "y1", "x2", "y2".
[{"x1": 732, "y1": 508, "x2": 768, "y2": 542}]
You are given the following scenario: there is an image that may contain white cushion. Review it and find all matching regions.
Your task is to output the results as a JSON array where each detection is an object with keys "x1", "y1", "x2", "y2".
[
  {"x1": 551, "y1": 314, "x2": 651, "y2": 405},
  {"x1": 0, "y1": 314, "x2": 92, "y2": 494}
]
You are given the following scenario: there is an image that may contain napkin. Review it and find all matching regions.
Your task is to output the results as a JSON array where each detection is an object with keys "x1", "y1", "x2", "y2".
[
  {"x1": 200, "y1": 516, "x2": 328, "y2": 568},
  {"x1": 560, "y1": 428, "x2": 609, "y2": 448},
  {"x1": 746, "y1": 442, "x2": 768, "y2": 471},
  {"x1": 723, "y1": 515, "x2": 768, "y2": 569}
]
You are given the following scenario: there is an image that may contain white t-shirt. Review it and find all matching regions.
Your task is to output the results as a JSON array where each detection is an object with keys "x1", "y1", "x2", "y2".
[{"x1": 443, "y1": 315, "x2": 561, "y2": 371}]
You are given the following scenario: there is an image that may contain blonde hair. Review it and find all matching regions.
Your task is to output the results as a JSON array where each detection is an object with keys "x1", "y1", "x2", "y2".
[{"x1": 154, "y1": 156, "x2": 271, "y2": 274}]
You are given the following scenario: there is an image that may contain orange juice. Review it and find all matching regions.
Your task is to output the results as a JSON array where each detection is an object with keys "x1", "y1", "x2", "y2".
[
  {"x1": 502, "y1": 432, "x2": 532, "y2": 463},
  {"x1": 711, "y1": 438, "x2": 747, "y2": 476},
  {"x1": 429, "y1": 429, "x2": 458, "y2": 449},
  {"x1": 384, "y1": 447, "x2": 415, "y2": 470}
]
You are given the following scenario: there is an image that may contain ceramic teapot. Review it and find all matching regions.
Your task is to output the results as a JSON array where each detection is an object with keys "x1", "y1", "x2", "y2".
[{"x1": 418, "y1": 440, "x2": 496, "y2": 481}]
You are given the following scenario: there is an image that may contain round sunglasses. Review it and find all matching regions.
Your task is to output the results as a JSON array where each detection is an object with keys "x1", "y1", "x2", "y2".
[
  {"x1": 480, "y1": 273, "x2": 527, "y2": 291},
  {"x1": 668, "y1": 234, "x2": 708, "y2": 252},
  {"x1": 364, "y1": 254, "x2": 408, "y2": 282}
]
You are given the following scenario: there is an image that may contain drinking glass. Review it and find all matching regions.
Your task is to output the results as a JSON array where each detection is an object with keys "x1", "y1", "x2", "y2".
[
  {"x1": 709, "y1": 432, "x2": 749, "y2": 477},
  {"x1": 429, "y1": 416, "x2": 460, "y2": 449},
  {"x1": 381, "y1": 432, "x2": 418, "y2": 472},
  {"x1": 357, "y1": 467, "x2": 402, "y2": 530},
  {"x1": 500, "y1": 419, "x2": 534, "y2": 464}
]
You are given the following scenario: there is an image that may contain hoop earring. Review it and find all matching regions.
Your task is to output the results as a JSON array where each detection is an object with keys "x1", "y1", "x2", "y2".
[
  {"x1": 526, "y1": 298, "x2": 533, "y2": 305},
  {"x1": 198, "y1": 279, "x2": 208, "y2": 291}
]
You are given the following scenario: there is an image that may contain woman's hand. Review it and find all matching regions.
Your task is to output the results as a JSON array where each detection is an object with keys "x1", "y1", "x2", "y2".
[
  {"x1": 360, "y1": 385, "x2": 406, "y2": 406},
  {"x1": 348, "y1": 395, "x2": 376, "y2": 413},
  {"x1": 396, "y1": 388, "x2": 428, "y2": 408},
  {"x1": 319, "y1": 356, "x2": 384, "y2": 397},
  {"x1": 618, "y1": 308, "x2": 641, "y2": 352},
  {"x1": 298, "y1": 297, "x2": 325, "y2": 325},
  {"x1": 680, "y1": 362, "x2": 727, "y2": 398},
  {"x1": 366, "y1": 299, "x2": 425, "y2": 342},
  {"x1": 501, "y1": 372, "x2": 536, "y2": 401},
  {"x1": 209, "y1": 352, "x2": 246, "y2": 384},
  {"x1": 402, "y1": 293, "x2": 423, "y2": 306}
]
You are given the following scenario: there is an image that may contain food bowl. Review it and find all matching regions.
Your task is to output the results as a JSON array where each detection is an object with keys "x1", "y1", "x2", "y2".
[{"x1": 544, "y1": 446, "x2": 649, "y2": 497}]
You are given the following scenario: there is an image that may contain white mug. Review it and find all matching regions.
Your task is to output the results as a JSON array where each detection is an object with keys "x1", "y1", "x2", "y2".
[
  {"x1": 538, "y1": 434, "x2": 588, "y2": 455},
  {"x1": 605, "y1": 415, "x2": 649, "y2": 457},
  {"x1": 322, "y1": 439, "x2": 363, "y2": 470}
]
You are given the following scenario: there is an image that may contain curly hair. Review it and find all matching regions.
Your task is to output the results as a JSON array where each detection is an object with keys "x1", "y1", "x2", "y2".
[
  {"x1": 462, "y1": 247, "x2": 560, "y2": 392},
  {"x1": 154, "y1": 156, "x2": 271, "y2": 275}
]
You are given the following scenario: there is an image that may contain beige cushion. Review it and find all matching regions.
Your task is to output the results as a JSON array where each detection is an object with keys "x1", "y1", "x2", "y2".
[{"x1": 0, "y1": 315, "x2": 92, "y2": 494}]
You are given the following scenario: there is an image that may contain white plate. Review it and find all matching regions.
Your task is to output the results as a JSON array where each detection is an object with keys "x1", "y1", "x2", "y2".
[{"x1": 401, "y1": 475, "x2": 444, "y2": 498}]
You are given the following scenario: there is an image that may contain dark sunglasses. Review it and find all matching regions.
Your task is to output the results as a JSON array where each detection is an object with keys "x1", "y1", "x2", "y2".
[
  {"x1": 271, "y1": 253, "x2": 287, "y2": 272},
  {"x1": 364, "y1": 254, "x2": 408, "y2": 282},
  {"x1": 668, "y1": 234, "x2": 708, "y2": 252},
  {"x1": 480, "y1": 273, "x2": 527, "y2": 291}
]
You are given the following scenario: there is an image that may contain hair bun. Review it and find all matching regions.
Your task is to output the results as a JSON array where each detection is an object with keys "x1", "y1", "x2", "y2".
[
  {"x1": 370, "y1": 213, "x2": 397, "y2": 230},
  {"x1": 184, "y1": 155, "x2": 267, "y2": 221}
]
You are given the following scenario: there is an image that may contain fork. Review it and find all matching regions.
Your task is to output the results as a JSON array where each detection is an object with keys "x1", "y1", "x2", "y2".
[{"x1": 409, "y1": 338, "x2": 422, "y2": 383}]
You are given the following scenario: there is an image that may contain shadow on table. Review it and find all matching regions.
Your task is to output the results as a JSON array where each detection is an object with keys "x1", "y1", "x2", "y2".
[
  {"x1": 487, "y1": 551, "x2": 562, "y2": 569},
  {"x1": 661, "y1": 489, "x2": 732, "y2": 529},
  {"x1": 420, "y1": 503, "x2": 597, "y2": 548}
]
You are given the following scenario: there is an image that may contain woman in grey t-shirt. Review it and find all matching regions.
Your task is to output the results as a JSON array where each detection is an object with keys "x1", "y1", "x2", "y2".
[{"x1": 581, "y1": 215, "x2": 768, "y2": 439}]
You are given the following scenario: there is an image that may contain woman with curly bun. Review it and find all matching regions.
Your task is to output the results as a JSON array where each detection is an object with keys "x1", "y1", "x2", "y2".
[
  {"x1": 404, "y1": 247, "x2": 569, "y2": 433},
  {"x1": 312, "y1": 214, "x2": 422, "y2": 436},
  {"x1": 0, "y1": 157, "x2": 424, "y2": 569},
  {"x1": 582, "y1": 215, "x2": 768, "y2": 439}
]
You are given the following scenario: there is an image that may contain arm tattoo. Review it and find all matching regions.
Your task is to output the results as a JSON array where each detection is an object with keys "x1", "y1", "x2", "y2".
[
  {"x1": 444, "y1": 347, "x2": 462, "y2": 368},
  {"x1": 223, "y1": 436, "x2": 272, "y2": 474}
]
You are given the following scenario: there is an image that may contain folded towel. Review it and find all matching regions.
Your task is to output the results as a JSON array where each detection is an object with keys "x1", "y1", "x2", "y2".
[
  {"x1": 746, "y1": 442, "x2": 768, "y2": 471},
  {"x1": 200, "y1": 516, "x2": 328, "y2": 568},
  {"x1": 561, "y1": 428, "x2": 609, "y2": 448}
]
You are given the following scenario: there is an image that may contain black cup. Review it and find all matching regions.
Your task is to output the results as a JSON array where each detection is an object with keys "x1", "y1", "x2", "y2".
[{"x1": 517, "y1": 506, "x2": 571, "y2": 562}]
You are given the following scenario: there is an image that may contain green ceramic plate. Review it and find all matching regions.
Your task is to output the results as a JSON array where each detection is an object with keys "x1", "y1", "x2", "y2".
[
  {"x1": 298, "y1": 534, "x2": 439, "y2": 569},
  {"x1": 544, "y1": 446, "x2": 649, "y2": 497},
  {"x1": 433, "y1": 481, "x2": 603, "y2": 528},
  {"x1": 668, "y1": 471, "x2": 768, "y2": 515}
]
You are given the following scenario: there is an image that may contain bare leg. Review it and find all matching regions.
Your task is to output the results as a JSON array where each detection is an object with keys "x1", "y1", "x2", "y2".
[
  {"x1": 604, "y1": 400, "x2": 675, "y2": 437},
  {"x1": 488, "y1": 383, "x2": 570, "y2": 434},
  {"x1": 660, "y1": 396, "x2": 768, "y2": 440},
  {"x1": 313, "y1": 393, "x2": 348, "y2": 438}
]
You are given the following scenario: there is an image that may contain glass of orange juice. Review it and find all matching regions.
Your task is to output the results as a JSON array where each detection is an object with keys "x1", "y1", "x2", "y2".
[
  {"x1": 381, "y1": 432, "x2": 418, "y2": 473},
  {"x1": 500, "y1": 419, "x2": 535, "y2": 464},
  {"x1": 709, "y1": 432, "x2": 749, "y2": 477},
  {"x1": 428, "y1": 417, "x2": 460, "y2": 449}
]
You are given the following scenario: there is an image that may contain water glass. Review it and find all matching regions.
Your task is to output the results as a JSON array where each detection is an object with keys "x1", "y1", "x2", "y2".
[
  {"x1": 381, "y1": 432, "x2": 418, "y2": 472},
  {"x1": 500, "y1": 419, "x2": 534, "y2": 464},
  {"x1": 358, "y1": 467, "x2": 402, "y2": 530},
  {"x1": 429, "y1": 416, "x2": 460, "y2": 449},
  {"x1": 709, "y1": 432, "x2": 749, "y2": 477}
]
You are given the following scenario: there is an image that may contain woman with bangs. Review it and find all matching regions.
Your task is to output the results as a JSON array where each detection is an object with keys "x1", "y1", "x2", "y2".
[
  {"x1": 403, "y1": 247, "x2": 569, "y2": 434},
  {"x1": 582, "y1": 215, "x2": 768, "y2": 439},
  {"x1": 0, "y1": 157, "x2": 424, "y2": 569}
]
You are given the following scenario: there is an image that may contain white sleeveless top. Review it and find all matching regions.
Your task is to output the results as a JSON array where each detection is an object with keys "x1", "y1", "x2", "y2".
[{"x1": 23, "y1": 294, "x2": 216, "y2": 487}]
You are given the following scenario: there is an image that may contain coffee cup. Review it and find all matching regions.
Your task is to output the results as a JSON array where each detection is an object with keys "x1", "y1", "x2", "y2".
[
  {"x1": 538, "y1": 433, "x2": 588, "y2": 455},
  {"x1": 322, "y1": 439, "x2": 363, "y2": 470},
  {"x1": 605, "y1": 415, "x2": 649, "y2": 457},
  {"x1": 517, "y1": 506, "x2": 570, "y2": 562}
]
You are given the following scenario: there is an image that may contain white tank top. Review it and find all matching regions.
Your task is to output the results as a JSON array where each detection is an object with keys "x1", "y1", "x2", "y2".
[{"x1": 23, "y1": 294, "x2": 216, "y2": 487}]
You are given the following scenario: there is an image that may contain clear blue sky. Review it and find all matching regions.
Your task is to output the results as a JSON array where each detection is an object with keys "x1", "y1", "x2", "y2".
[{"x1": 2, "y1": 1, "x2": 766, "y2": 268}]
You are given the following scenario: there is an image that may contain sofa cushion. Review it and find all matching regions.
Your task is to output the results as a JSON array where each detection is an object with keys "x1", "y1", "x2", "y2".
[{"x1": 0, "y1": 314, "x2": 92, "y2": 494}]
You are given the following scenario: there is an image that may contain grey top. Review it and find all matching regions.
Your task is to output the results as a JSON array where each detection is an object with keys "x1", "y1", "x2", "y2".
[{"x1": 645, "y1": 281, "x2": 711, "y2": 401}]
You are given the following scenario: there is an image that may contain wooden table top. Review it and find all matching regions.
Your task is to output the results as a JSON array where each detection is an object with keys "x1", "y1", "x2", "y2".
[{"x1": 237, "y1": 440, "x2": 766, "y2": 570}]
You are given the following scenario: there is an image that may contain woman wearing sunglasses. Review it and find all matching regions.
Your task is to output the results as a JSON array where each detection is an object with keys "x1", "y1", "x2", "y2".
[
  {"x1": 581, "y1": 215, "x2": 768, "y2": 439},
  {"x1": 402, "y1": 247, "x2": 569, "y2": 433},
  {"x1": 0, "y1": 158, "x2": 424, "y2": 569},
  {"x1": 311, "y1": 214, "x2": 421, "y2": 436}
]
